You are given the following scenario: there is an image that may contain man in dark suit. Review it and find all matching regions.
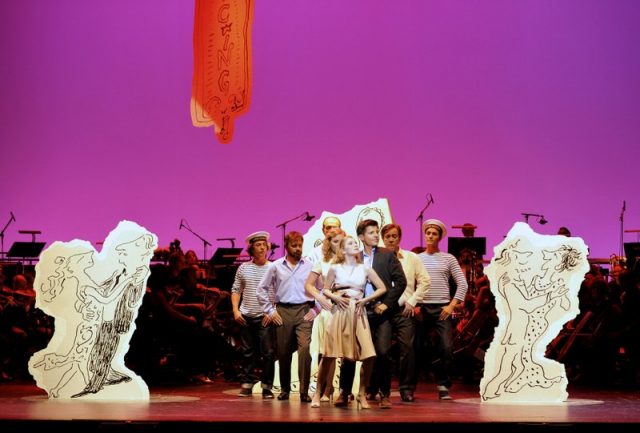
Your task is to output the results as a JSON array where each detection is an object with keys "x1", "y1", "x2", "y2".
[{"x1": 334, "y1": 219, "x2": 406, "y2": 409}]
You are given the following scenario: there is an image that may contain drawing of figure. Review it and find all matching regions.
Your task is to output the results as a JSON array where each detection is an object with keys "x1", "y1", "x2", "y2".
[
  {"x1": 480, "y1": 223, "x2": 588, "y2": 403},
  {"x1": 32, "y1": 250, "x2": 101, "y2": 397},
  {"x1": 29, "y1": 221, "x2": 157, "y2": 400},
  {"x1": 71, "y1": 234, "x2": 154, "y2": 398},
  {"x1": 34, "y1": 295, "x2": 101, "y2": 397}
]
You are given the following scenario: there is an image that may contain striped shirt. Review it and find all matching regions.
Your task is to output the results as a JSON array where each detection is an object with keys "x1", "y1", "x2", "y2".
[
  {"x1": 418, "y1": 251, "x2": 468, "y2": 304},
  {"x1": 231, "y1": 261, "x2": 273, "y2": 318}
]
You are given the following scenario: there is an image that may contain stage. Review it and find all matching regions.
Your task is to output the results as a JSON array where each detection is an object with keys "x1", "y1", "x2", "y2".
[{"x1": 1, "y1": 381, "x2": 639, "y2": 431}]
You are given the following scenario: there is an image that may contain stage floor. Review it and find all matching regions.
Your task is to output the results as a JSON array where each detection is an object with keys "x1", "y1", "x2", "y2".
[{"x1": 1, "y1": 381, "x2": 639, "y2": 431}]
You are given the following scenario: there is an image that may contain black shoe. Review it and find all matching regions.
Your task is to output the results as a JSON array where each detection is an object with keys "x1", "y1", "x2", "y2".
[
  {"x1": 400, "y1": 391, "x2": 415, "y2": 402},
  {"x1": 262, "y1": 389, "x2": 274, "y2": 399},
  {"x1": 438, "y1": 387, "x2": 452, "y2": 400},
  {"x1": 333, "y1": 392, "x2": 348, "y2": 407},
  {"x1": 277, "y1": 391, "x2": 290, "y2": 400},
  {"x1": 300, "y1": 393, "x2": 312, "y2": 403},
  {"x1": 238, "y1": 387, "x2": 252, "y2": 397}
]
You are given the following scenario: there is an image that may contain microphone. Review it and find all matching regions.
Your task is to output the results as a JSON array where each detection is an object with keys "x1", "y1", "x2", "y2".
[
  {"x1": 303, "y1": 212, "x2": 315, "y2": 221},
  {"x1": 10, "y1": 211, "x2": 16, "y2": 222},
  {"x1": 179, "y1": 219, "x2": 184, "y2": 230},
  {"x1": 428, "y1": 193, "x2": 435, "y2": 205},
  {"x1": 270, "y1": 242, "x2": 280, "y2": 250}
]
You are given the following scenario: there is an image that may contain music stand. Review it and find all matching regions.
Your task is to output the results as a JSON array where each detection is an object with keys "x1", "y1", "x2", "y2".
[
  {"x1": 209, "y1": 247, "x2": 243, "y2": 267},
  {"x1": 448, "y1": 237, "x2": 486, "y2": 259},
  {"x1": 208, "y1": 247, "x2": 243, "y2": 291},
  {"x1": 7, "y1": 242, "x2": 46, "y2": 260},
  {"x1": 624, "y1": 242, "x2": 640, "y2": 272}
]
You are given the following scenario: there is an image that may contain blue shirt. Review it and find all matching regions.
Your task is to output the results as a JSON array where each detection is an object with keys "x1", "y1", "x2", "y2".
[
  {"x1": 363, "y1": 248, "x2": 375, "y2": 298},
  {"x1": 256, "y1": 256, "x2": 314, "y2": 316}
]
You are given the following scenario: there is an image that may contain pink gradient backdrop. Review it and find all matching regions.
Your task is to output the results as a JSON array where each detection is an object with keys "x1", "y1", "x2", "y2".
[{"x1": 1, "y1": 0, "x2": 639, "y2": 260}]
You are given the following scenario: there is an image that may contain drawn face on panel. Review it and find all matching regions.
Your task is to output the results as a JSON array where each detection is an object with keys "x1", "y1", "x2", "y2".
[
  {"x1": 65, "y1": 251, "x2": 95, "y2": 276},
  {"x1": 116, "y1": 235, "x2": 154, "y2": 270}
]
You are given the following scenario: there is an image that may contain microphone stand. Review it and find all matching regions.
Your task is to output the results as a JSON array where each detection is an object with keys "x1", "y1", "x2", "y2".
[
  {"x1": 416, "y1": 194, "x2": 434, "y2": 249},
  {"x1": 0, "y1": 213, "x2": 16, "y2": 260},
  {"x1": 276, "y1": 212, "x2": 312, "y2": 253},
  {"x1": 180, "y1": 221, "x2": 212, "y2": 262},
  {"x1": 620, "y1": 200, "x2": 626, "y2": 258}
]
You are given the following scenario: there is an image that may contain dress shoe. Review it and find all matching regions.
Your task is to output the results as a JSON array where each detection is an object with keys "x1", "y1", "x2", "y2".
[
  {"x1": 333, "y1": 393, "x2": 348, "y2": 407},
  {"x1": 277, "y1": 391, "x2": 290, "y2": 400},
  {"x1": 262, "y1": 389, "x2": 274, "y2": 399},
  {"x1": 238, "y1": 387, "x2": 252, "y2": 397},
  {"x1": 300, "y1": 393, "x2": 312, "y2": 403},
  {"x1": 438, "y1": 386, "x2": 452, "y2": 400},
  {"x1": 379, "y1": 396, "x2": 392, "y2": 409},
  {"x1": 438, "y1": 390, "x2": 452, "y2": 400},
  {"x1": 400, "y1": 391, "x2": 415, "y2": 402}
]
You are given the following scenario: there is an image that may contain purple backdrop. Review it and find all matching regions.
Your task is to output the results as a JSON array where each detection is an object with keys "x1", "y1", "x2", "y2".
[{"x1": 1, "y1": 0, "x2": 639, "y2": 262}]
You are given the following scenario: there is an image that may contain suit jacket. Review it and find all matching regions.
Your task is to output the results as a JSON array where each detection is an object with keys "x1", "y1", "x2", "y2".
[{"x1": 363, "y1": 246, "x2": 407, "y2": 314}]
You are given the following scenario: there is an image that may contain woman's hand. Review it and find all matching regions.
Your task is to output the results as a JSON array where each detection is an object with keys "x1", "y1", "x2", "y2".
[{"x1": 333, "y1": 294, "x2": 350, "y2": 310}]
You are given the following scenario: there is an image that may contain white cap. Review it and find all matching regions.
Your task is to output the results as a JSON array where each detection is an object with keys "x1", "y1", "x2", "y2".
[
  {"x1": 422, "y1": 219, "x2": 447, "y2": 238},
  {"x1": 245, "y1": 231, "x2": 270, "y2": 245}
]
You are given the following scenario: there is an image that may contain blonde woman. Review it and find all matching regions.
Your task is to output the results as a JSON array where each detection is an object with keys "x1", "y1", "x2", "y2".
[
  {"x1": 307, "y1": 236, "x2": 386, "y2": 409},
  {"x1": 304, "y1": 228, "x2": 345, "y2": 402}
]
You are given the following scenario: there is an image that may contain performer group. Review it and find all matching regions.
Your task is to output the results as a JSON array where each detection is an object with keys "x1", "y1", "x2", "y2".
[{"x1": 231, "y1": 216, "x2": 468, "y2": 408}]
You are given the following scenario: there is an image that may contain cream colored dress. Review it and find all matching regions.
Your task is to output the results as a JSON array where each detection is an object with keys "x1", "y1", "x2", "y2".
[{"x1": 323, "y1": 263, "x2": 376, "y2": 361}]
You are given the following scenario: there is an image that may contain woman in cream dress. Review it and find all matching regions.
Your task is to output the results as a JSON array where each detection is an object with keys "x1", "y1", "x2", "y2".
[
  {"x1": 305, "y1": 228, "x2": 345, "y2": 401},
  {"x1": 306, "y1": 236, "x2": 386, "y2": 409}
]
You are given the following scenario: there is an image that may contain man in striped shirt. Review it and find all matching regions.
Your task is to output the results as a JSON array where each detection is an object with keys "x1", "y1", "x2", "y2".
[
  {"x1": 417, "y1": 219, "x2": 468, "y2": 400},
  {"x1": 231, "y1": 231, "x2": 276, "y2": 399}
]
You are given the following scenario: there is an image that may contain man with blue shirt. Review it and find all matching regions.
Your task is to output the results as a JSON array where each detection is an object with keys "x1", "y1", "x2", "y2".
[{"x1": 257, "y1": 231, "x2": 317, "y2": 402}]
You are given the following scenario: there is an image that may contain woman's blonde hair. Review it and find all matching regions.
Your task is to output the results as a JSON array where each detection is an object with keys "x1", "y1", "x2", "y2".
[
  {"x1": 333, "y1": 236, "x2": 363, "y2": 264},
  {"x1": 322, "y1": 228, "x2": 346, "y2": 262}
]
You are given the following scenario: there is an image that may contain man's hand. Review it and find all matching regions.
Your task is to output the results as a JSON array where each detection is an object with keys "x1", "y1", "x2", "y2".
[
  {"x1": 233, "y1": 310, "x2": 247, "y2": 326},
  {"x1": 401, "y1": 303, "x2": 414, "y2": 318},
  {"x1": 374, "y1": 303, "x2": 388, "y2": 315},
  {"x1": 271, "y1": 311, "x2": 284, "y2": 326},
  {"x1": 261, "y1": 314, "x2": 272, "y2": 327},
  {"x1": 439, "y1": 304, "x2": 455, "y2": 321},
  {"x1": 318, "y1": 296, "x2": 333, "y2": 311}
]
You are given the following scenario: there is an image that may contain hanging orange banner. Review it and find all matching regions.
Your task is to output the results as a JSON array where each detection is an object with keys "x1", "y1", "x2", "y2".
[{"x1": 191, "y1": 0, "x2": 253, "y2": 144}]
